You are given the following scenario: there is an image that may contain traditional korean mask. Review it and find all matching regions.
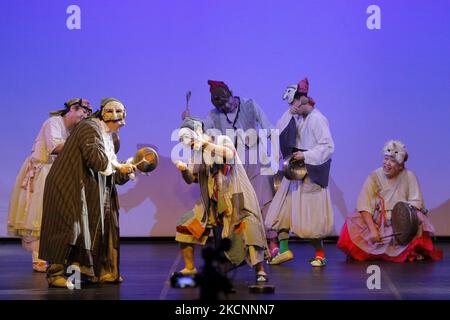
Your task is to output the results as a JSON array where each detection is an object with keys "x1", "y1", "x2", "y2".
[
  {"x1": 101, "y1": 101, "x2": 126, "y2": 126},
  {"x1": 283, "y1": 84, "x2": 298, "y2": 104},
  {"x1": 211, "y1": 87, "x2": 233, "y2": 111},
  {"x1": 179, "y1": 127, "x2": 204, "y2": 151},
  {"x1": 383, "y1": 140, "x2": 408, "y2": 164}
]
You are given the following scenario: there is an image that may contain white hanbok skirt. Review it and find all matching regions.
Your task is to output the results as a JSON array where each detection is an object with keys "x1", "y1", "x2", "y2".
[
  {"x1": 8, "y1": 156, "x2": 52, "y2": 247},
  {"x1": 265, "y1": 176, "x2": 334, "y2": 239}
]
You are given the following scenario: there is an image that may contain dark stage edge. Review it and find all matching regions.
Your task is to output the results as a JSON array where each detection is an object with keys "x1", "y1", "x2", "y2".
[{"x1": 0, "y1": 242, "x2": 449, "y2": 300}]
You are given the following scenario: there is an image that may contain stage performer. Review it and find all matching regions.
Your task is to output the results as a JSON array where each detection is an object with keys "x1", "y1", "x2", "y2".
[
  {"x1": 183, "y1": 80, "x2": 279, "y2": 257},
  {"x1": 265, "y1": 77, "x2": 334, "y2": 267},
  {"x1": 337, "y1": 140, "x2": 442, "y2": 262},
  {"x1": 7, "y1": 99, "x2": 92, "y2": 272},
  {"x1": 175, "y1": 117, "x2": 269, "y2": 282},
  {"x1": 39, "y1": 98, "x2": 136, "y2": 288}
]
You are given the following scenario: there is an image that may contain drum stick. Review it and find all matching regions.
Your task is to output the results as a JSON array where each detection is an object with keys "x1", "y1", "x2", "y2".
[
  {"x1": 186, "y1": 91, "x2": 191, "y2": 113},
  {"x1": 134, "y1": 157, "x2": 149, "y2": 166},
  {"x1": 380, "y1": 232, "x2": 401, "y2": 239}
]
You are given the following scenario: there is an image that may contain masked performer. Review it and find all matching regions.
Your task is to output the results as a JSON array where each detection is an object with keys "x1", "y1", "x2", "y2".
[
  {"x1": 337, "y1": 140, "x2": 442, "y2": 262},
  {"x1": 183, "y1": 80, "x2": 279, "y2": 256},
  {"x1": 39, "y1": 98, "x2": 136, "y2": 287},
  {"x1": 8, "y1": 99, "x2": 92, "y2": 272},
  {"x1": 265, "y1": 78, "x2": 334, "y2": 267},
  {"x1": 175, "y1": 117, "x2": 269, "y2": 282}
]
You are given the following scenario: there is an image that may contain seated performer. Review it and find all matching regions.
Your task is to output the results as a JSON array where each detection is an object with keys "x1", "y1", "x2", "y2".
[
  {"x1": 337, "y1": 140, "x2": 442, "y2": 262},
  {"x1": 265, "y1": 77, "x2": 334, "y2": 267},
  {"x1": 39, "y1": 98, "x2": 136, "y2": 288},
  {"x1": 174, "y1": 117, "x2": 269, "y2": 282},
  {"x1": 7, "y1": 98, "x2": 92, "y2": 272}
]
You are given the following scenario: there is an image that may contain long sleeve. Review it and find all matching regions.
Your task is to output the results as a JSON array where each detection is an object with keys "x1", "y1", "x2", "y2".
[
  {"x1": 78, "y1": 121, "x2": 109, "y2": 173},
  {"x1": 181, "y1": 169, "x2": 198, "y2": 184},
  {"x1": 356, "y1": 172, "x2": 380, "y2": 215},
  {"x1": 90, "y1": 119, "x2": 120, "y2": 176},
  {"x1": 180, "y1": 159, "x2": 202, "y2": 184},
  {"x1": 43, "y1": 117, "x2": 66, "y2": 156},
  {"x1": 406, "y1": 171, "x2": 425, "y2": 210},
  {"x1": 303, "y1": 114, "x2": 335, "y2": 166},
  {"x1": 203, "y1": 113, "x2": 215, "y2": 131},
  {"x1": 114, "y1": 169, "x2": 131, "y2": 185},
  {"x1": 253, "y1": 99, "x2": 274, "y2": 133}
]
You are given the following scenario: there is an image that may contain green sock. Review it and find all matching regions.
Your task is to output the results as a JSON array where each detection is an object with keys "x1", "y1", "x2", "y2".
[{"x1": 279, "y1": 239, "x2": 289, "y2": 253}]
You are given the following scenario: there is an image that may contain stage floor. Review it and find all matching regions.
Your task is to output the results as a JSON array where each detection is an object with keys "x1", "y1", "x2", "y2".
[{"x1": 0, "y1": 241, "x2": 449, "y2": 300}]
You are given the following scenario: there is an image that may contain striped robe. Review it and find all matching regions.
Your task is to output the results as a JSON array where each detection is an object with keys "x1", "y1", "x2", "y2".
[{"x1": 39, "y1": 118, "x2": 129, "y2": 277}]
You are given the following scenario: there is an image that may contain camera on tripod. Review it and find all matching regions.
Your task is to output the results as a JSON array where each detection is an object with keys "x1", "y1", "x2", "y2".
[{"x1": 170, "y1": 238, "x2": 233, "y2": 300}]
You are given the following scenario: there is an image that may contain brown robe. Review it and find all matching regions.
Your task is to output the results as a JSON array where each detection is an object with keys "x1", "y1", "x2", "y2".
[{"x1": 39, "y1": 118, "x2": 129, "y2": 279}]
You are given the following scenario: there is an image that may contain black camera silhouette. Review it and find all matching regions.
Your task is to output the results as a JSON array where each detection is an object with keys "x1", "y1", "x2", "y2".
[{"x1": 170, "y1": 238, "x2": 234, "y2": 300}]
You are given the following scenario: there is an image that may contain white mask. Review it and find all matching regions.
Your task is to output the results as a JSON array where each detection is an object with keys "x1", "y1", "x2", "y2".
[
  {"x1": 102, "y1": 101, "x2": 126, "y2": 126},
  {"x1": 179, "y1": 128, "x2": 204, "y2": 151},
  {"x1": 383, "y1": 140, "x2": 407, "y2": 164},
  {"x1": 283, "y1": 84, "x2": 298, "y2": 104}
]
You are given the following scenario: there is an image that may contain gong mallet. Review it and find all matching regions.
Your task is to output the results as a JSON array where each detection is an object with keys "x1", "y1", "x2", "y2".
[
  {"x1": 182, "y1": 91, "x2": 191, "y2": 120},
  {"x1": 186, "y1": 90, "x2": 191, "y2": 110},
  {"x1": 380, "y1": 232, "x2": 401, "y2": 240}
]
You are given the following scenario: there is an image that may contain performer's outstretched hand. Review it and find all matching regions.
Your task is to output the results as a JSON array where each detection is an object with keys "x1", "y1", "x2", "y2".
[
  {"x1": 175, "y1": 160, "x2": 188, "y2": 172},
  {"x1": 117, "y1": 163, "x2": 137, "y2": 175}
]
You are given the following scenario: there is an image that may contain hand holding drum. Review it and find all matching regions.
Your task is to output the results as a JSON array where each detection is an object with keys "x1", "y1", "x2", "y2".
[{"x1": 379, "y1": 202, "x2": 420, "y2": 245}]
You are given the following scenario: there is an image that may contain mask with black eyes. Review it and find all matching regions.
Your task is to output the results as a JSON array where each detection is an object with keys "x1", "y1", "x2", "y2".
[
  {"x1": 383, "y1": 140, "x2": 408, "y2": 164},
  {"x1": 211, "y1": 88, "x2": 233, "y2": 111},
  {"x1": 283, "y1": 84, "x2": 298, "y2": 104},
  {"x1": 101, "y1": 99, "x2": 126, "y2": 126}
]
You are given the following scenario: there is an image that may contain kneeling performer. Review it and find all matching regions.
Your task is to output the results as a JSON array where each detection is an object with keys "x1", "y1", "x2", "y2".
[{"x1": 338, "y1": 140, "x2": 442, "y2": 262}]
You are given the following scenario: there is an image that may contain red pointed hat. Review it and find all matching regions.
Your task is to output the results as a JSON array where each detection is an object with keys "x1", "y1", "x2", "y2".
[
  {"x1": 207, "y1": 80, "x2": 230, "y2": 93},
  {"x1": 298, "y1": 77, "x2": 309, "y2": 94}
]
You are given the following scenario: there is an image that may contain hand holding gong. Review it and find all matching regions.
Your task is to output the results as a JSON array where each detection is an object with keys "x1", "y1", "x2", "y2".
[{"x1": 118, "y1": 163, "x2": 136, "y2": 175}]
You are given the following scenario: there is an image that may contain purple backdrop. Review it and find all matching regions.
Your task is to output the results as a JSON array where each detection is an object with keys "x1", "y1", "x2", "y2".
[{"x1": 1, "y1": 0, "x2": 449, "y2": 236}]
